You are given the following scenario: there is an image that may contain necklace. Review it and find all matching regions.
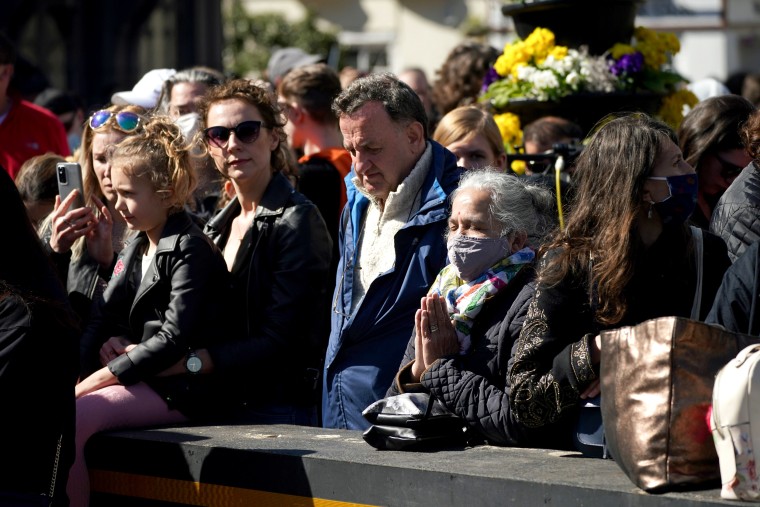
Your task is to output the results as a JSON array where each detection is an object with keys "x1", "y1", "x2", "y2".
[{"x1": 231, "y1": 214, "x2": 253, "y2": 241}]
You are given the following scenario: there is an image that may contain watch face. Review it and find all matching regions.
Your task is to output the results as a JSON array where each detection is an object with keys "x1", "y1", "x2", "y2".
[{"x1": 186, "y1": 356, "x2": 202, "y2": 373}]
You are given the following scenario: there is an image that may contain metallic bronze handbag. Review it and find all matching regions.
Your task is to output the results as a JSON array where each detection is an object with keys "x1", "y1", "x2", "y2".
[{"x1": 600, "y1": 316, "x2": 759, "y2": 492}]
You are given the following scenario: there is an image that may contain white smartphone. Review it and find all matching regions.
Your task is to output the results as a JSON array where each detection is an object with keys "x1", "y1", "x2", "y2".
[{"x1": 56, "y1": 162, "x2": 85, "y2": 209}]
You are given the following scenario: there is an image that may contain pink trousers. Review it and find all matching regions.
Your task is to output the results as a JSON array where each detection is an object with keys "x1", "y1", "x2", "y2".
[{"x1": 67, "y1": 383, "x2": 188, "y2": 507}]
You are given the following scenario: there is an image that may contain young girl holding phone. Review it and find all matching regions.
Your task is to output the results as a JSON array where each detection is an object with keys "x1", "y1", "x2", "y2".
[{"x1": 68, "y1": 115, "x2": 230, "y2": 507}]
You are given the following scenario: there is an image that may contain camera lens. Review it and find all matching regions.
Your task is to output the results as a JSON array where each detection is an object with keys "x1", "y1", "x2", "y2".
[{"x1": 57, "y1": 166, "x2": 67, "y2": 184}]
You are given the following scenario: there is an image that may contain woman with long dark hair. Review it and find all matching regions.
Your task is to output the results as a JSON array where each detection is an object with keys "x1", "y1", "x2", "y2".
[{"x1": 508, "y1": 114, "x2": 731, "y2": 449}]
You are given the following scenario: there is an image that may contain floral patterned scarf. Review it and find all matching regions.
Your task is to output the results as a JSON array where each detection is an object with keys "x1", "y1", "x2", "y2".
[{"x1": 429, "y1": 247, "x2": 535, "y2": 354}]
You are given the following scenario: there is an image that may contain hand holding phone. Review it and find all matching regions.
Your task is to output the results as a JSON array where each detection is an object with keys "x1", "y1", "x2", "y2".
[
  {"x1": 49, "y1": 162, "x2": 95, "y2": 254},
  {"x1": 56, "y1": 162, "x2": 85, "y2": 209}
]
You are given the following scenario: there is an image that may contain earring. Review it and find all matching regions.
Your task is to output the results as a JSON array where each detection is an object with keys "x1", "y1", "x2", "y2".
[{"x1": 647, "y1": 201, "x2": 655, "y2": 219}]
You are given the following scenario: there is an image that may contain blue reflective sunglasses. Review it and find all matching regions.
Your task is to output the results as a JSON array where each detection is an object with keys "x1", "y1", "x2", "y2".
[{"x1": 89, "y1": 110, "x2": 141, "y2": 133}]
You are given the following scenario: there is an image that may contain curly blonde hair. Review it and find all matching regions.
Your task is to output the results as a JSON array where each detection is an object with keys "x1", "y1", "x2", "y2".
[{"x1": 110, "y1": 115, "x2": 196, "y2": 212}]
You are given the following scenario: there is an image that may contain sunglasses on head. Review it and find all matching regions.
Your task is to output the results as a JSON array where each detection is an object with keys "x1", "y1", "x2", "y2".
[
  {"x1": 204, "y1": 120, "x2": 267, "y2": 148},
  {"x1": 714, "y1": 153, "x2": 745, "y2": 180},
  {"x1": 89, "y1": 110, "x2": 141, "y2": 133}
]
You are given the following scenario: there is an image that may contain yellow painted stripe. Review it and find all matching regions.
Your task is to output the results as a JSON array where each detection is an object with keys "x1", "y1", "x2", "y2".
[{"x1": 90, "y1": 469, "x2": 380, "y2": 507}]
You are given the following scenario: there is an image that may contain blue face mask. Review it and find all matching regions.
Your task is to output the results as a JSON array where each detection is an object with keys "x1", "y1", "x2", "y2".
[{"x1": 648, "y1": 173, "x2": 698, "y2": 225}]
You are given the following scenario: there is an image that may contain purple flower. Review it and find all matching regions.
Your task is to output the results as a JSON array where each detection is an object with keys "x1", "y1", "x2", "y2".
[
  {"x1": 610, "y1": 52, "x2": 644, "y2": 76},
  {"x1": 481, "y1": 67, "x2": 500, "y2": 92}
]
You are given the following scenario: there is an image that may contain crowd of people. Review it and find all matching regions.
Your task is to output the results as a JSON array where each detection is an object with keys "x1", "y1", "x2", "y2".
[{"x1": 3, "y1": 27, "x2": 760, "y2": 506}]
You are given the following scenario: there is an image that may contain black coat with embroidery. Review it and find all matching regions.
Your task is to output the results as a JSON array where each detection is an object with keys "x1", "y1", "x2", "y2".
[
  {"x1": 386, "y1": 266, "x2": 536, "y2": 446},
  {"x1": 203, "y1": 172, "x2": 333, "y2": 408},
  {"x1": 79, "y1": 211, "x2": 231, "y2": 416},
  {"x1": 508, "y1": 227, "x2": 729, "y2": 448}
]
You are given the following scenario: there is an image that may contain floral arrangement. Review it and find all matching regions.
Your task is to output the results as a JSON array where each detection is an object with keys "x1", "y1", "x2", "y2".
[{"x1": 481, "y1": 26, "x2": 699, "y2": 142}]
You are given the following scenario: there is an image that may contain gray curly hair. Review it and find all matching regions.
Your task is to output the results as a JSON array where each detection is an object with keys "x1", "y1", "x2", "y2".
[{"x1": 450, "y1": 169, "x2": 557, "y2": 247}]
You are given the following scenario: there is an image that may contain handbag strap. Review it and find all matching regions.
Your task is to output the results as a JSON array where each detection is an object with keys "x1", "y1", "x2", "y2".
[
  {"x1": 46, "y1": 434, "x2": 62, "y2": 506},
  {"x1": 690, "y1": 226, "x2": 703, "y2": 320}
]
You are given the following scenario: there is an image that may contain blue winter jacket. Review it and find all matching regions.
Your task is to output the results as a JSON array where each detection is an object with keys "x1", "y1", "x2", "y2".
[{"x1": 322, "y1": 141, "x2": 461, "y2": 429}]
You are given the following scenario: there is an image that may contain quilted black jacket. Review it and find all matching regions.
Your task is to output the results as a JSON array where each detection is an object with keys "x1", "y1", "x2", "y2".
[
  {"x1": 707, "y1": 240, "x2": 760, "y2": 335},
  {"x1": 387, "y1": 265, "x2": 536, "y2": 446},
  {"x1": 710, "y1": 161, "x2": 760, "y2": 262}
]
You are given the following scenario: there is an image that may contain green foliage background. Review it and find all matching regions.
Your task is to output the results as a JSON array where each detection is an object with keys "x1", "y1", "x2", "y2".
[{"x1": 223, "y1": 0, "x2": 338, "y2": 78}]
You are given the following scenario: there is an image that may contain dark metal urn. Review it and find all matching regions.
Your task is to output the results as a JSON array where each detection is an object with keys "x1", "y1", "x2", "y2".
[
  {"x1": 501, "y1": 92, "x2": 664, "y2": 135},
  {"x1": 502, "y1": 0, "x2": 645, "y2": 55}
]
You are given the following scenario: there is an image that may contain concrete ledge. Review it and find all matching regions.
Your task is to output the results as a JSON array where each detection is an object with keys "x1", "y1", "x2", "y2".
[{"x1": 87, "y1": 424, "x2": 733, "y2": 506}]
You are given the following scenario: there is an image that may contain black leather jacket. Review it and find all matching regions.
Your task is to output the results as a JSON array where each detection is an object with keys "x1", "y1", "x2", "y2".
[
  {"x1": 710, "y1": 161, "x2": 760, "y2": 262},
  {"x1": 204, "y1": 172, "x2": 333, "y2": 409},
  {"x1": 79, "y1": 211, "x2": 231, "y2": 416},
  {"x1": 42, "y1": 228, "x2": 116, "y2": 325}
]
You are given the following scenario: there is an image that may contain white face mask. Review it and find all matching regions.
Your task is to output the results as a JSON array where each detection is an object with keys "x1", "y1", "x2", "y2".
[
  {"x1": 175, "y1": 112, "x2": 201, "y2": 141},
  {"x1": 446, "y1": 234, "x2": 509, "y2": 282}
]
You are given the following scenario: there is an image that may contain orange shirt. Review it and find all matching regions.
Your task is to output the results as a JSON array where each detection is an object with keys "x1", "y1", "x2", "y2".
[{"x1": 299, "y1": 147, "x2": 352, "y2": 212}]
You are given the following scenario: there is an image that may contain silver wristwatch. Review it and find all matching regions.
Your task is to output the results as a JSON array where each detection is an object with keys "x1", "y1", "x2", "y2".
[{"x1": 185, "y1": 351, "x2": 202, "y2": 374}]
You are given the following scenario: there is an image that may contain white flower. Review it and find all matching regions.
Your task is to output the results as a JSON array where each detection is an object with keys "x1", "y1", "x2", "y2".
[
  {"x1": 516, "y1": 65, "x2": 536, "y2": 81},
  {"x1": 580, "y1": 56, "x2": 618, "y2": 93},
  {"x1": 531, "y1": 70, "x2": 560, "y2": 91},
  {"x1": 566, "y1": 71, "x2": 581, "y2": 88}
]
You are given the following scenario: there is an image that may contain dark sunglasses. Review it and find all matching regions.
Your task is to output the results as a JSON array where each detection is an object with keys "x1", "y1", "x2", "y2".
[
  {"x1": 714, "y1": 153, "x2": 745, "y2": 180},
  {"x1": 89, "y1": 110, "x2": 141, "y2": 133},
  {"x1": 204, "y1": 120, "x2": 267, "y2": 148}
]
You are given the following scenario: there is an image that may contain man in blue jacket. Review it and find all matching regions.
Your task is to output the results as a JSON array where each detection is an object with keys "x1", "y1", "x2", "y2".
[{"x1": 323, "y1": 72, "x2": 461, "y2": 429}]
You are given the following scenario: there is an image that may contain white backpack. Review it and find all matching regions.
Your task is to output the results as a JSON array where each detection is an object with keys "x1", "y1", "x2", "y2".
[{"x1": 711, "y1": 344, "x2": 760, "y2": 500}]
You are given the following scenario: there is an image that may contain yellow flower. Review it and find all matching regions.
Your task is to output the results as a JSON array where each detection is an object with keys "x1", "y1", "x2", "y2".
[
  {"x1": 610, "y1": 43, "x2": 635, "y2": 60},
  {"x1": 494, "y1": 53, "x2": 513, "y2": 77},
  {"x1": 633, "y1": 26, "x2": 680, "y2": 70},
  {"x1": 494, "y1": 41, "x2": 532, "y2": 77},
  {"x1": 634, "y1": 27, "x2": 655, "y2": 43},
  {"x1": 493, "y1": 112, "x2": 523, "y2": 149},
  {"x1": 638, "y1": 43, "x2": 665, "y2": 69},
  {"x1": 511, "y1": 160, "x2": 527, "y2": 175},
  {"x1": 550, "y1": 45, "x2": 568, "y2": 60},
  {"x1": 661, "y1": 32, "x2": 680, "y2": 54},
  {"x1": 658, "y1": 89, "x2": 699, "y2": 129},
  {"x1": 524, "y1": 28, "x2": 556, "y2": 61}
]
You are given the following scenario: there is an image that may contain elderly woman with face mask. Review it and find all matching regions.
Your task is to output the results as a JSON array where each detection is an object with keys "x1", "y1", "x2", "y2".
[{"x1": 387, "y1": 169, "x2": 555, "y2": 445}]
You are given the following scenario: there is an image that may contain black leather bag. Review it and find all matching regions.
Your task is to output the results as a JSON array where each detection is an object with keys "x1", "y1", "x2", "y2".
[{"x1": 362, "y1": 393, "x2": 471, "y2": 451}]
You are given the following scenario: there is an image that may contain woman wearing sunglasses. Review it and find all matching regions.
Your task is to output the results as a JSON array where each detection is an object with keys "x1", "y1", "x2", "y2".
[
  {"x1": 192, "y1": 79, "x2": 332, "y2": 425},
  {"x1": 678, "y1": 95, "x2": 755, "y2": 231},
  {"x1": 42, "y1": 104, "x2": 146, "y2": 323},
  {"x1": 711, "y1": 108, "x2": 760, "y2": 262}
]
